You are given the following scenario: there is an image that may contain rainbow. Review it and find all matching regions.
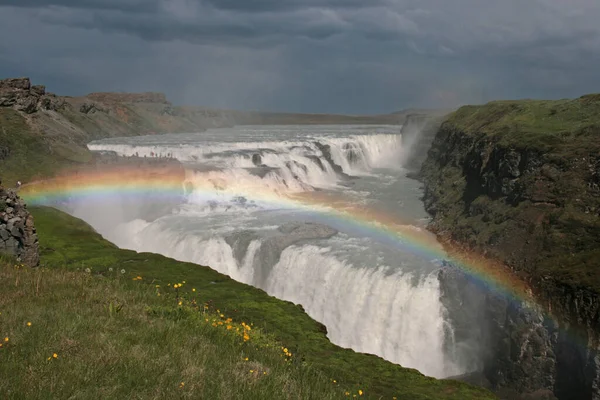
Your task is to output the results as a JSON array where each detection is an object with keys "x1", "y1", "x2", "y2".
[{"x1": 21, "y1": 165, "x2": 533, "y2": 305}]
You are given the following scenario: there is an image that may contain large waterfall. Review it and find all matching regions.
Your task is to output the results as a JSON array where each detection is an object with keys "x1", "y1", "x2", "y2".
[{"x1": 63, "y1": 125, "x2": 479, "y2": 378}]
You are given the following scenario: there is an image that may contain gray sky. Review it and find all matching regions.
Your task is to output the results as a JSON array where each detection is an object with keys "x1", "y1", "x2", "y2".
[{"x1": 1, "y1": 0, "x2": 599, "y2": 114}]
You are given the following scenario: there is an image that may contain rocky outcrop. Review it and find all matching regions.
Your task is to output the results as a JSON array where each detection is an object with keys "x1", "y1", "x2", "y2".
[
  {"x1": 420, "y1": 98, "x2": 600, "y2": 399},
  {"x1": 0, "y1": 77, "x2": 64, "y2": 113},
  {"x1": 314, "y1": 141, "x2": 352, "y2": 179},
  {"x1": 0, "y1": 184, "x2": 39, "y2": 267}
]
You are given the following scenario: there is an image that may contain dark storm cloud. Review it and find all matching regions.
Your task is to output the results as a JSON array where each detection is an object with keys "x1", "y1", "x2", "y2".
[
  {"x1": 0, "y1": 0, "x2": 159, "y2": 12},
  {"x1": 37, "y1": 6, "x2": 348, "y2": 45},
  {"x1": 202, "y1": 0, "x2": 387, "y2": 12},
  {"x1": 0, "y1": 1, "x2": 599, "y2": 113}
]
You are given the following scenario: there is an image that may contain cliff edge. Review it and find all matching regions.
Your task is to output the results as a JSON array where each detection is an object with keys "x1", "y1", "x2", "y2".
[{"x1": 420, "y1": 95, "x2": 600, "y2": 399}]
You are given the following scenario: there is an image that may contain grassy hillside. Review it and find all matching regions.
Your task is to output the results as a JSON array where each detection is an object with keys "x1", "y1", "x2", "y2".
[
  {"x1": 0, "y1": 206, "x2": 496, "y2": 400},
  {"x1": 445, "y1": 95, "x2": 600, "y2": 149},
  {"x1": 0, "y1": 258, "x2": 345, "y2": 400},
  {"x1": 421, "y1": 94, "x2": 600, "y2": 295},
  {"x1": 0, "y1": 108, "x2": 91, "y2": 185}
]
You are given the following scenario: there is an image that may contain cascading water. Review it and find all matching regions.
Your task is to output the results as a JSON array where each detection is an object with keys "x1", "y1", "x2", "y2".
[{"x1": 65, "y1": 125, "x2": 482, "y2": 378}]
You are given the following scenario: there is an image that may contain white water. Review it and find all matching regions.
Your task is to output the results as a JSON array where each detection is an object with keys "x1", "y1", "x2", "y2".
[{"x1": 64, "y1": 125, "x2": 476, "y2": 378}]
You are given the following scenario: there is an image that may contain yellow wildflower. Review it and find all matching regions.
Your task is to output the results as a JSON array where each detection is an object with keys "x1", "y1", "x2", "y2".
[
  {"x1": 244, "y1": 357, "x2": 249, "y2": 361},
  {"x1": 192, "y1": 288, "x2": 196, "y2": 292},
  {"x1": 249, "y1": 370, "x2": 254, "y2": 373},
  {"x1": 27, "y1": 322, "x2": 32, "y2": 327},
  {"x1": 220, "y1": 314, "x2": 224, "y2": 318},
  {"x1": 178, "y1": 301, "x2": 183, "y2": 306},
  {"x1": 283, "y1": 348, "x2": 288, "y2": 353},
  {"x1": 4, "y1": 337, "x2": 8, "y2": 343},
  {"x1": 226, "y1": 325, "x2": 232, "y2": 330},
  {"x1": 53, "y1": 353, "x2": 58, "y2": 359},
  {"x1": 358, "y1": 390, "x2": 363, "y2": 396},
  {"x1": 179, "y1": 382, "x2": 185, "y2": 388},
  {"x1": 182, "y1": 281, "x2": 186, "y2": 284}
]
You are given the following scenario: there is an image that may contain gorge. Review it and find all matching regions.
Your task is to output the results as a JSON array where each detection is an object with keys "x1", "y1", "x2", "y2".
[{"x1": 2, "y1": 77, "x2": 600, "y2": 399}]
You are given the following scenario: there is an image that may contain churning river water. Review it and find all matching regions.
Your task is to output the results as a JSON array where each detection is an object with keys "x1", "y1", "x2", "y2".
[{"x1": 67, "y1": 125, "x2": 482, "y2": 378}]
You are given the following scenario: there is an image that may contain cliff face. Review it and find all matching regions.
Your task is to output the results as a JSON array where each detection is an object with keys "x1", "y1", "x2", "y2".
[{"x1": 420, "y1": 97, "x2": 600, "y2": 399}]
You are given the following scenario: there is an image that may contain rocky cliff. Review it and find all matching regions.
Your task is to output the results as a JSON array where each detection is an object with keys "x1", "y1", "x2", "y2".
[
  {"x1": 0, "y1": 183, "x2": 39, "y2": 267},
  {"x1": 0, "y1": 77, "x2": 65, "y2": 114},
  {"x1": 420, "y1": 96, "x2": 600, "y2": 400}
]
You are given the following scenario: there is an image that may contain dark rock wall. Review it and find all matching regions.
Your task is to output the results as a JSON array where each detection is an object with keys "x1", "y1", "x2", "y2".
[{"x1": 421, "y1": 122, "x2": 600, "y2": 399}]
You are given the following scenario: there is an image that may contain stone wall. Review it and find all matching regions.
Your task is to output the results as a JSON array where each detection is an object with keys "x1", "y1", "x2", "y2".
[{"x1": 0, "y1": 184, "x2": 39, "y2": 267}]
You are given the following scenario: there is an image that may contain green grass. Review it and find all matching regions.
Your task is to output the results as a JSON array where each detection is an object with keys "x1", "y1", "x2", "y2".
[
  {"x1": 0, "y1": 206, "x2": 496, "y2": 400},
  {"x1": 0, "y1": 260, "x2": 348, "y2": 399},
  {"x1": 445, "y1": 94, "x2": 600, "y2": 150}
]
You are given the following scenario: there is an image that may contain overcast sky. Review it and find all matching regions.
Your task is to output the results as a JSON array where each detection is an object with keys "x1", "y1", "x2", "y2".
[{"x1": 1, "y1": 1, "x2": 599, "y2": 114}]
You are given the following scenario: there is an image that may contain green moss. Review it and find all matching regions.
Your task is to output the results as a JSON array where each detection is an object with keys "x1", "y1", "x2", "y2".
[
  {"x1": 28, "y1": 206, "x2": 495, "y2": 400},
  {"x1": 445, "y1": 95, "x2": 600, "y2": 151}
]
